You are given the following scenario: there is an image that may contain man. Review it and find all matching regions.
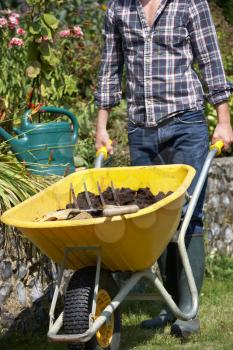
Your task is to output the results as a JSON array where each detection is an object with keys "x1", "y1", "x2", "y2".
[{"x1": 95, "y1": 0, "x2": 233, "y2": 338}]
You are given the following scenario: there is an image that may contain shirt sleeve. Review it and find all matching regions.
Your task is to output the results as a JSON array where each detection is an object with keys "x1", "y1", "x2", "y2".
[
  {"x1": 187, "y1": 0, "x2": 233, "y2": 105},
  {"x1": 94, "y1": 1, "x2": 124, "y2": 109}
]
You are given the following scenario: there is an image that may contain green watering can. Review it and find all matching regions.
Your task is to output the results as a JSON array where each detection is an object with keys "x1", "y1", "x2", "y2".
[{"x1": 0, "y1": 106, "x2": 79, "y2": 176}]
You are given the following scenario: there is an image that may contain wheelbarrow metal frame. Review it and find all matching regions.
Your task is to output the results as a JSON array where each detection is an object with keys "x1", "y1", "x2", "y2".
[{"x1": 47, "y1": 148, "x2": 218, "y2": 344}]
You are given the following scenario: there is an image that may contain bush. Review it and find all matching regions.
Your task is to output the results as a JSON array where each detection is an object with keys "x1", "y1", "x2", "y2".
[
  {"x1": 206, "y1": 253, "x2": 233, "y2": 280},
  {"x1": 210, "y1": 2, "x2": 233, "y2": 76},
  {"x1": 73, "y1": 100, "x2": 129, "y2": 168},
  {"x1": 213, "y1": 0, "x2": 233, "y2": 26},
  {"x1": 0, "y1": 0, "x2": 107, "y2": 131},
  {"x1": 0, "y1": 143, "x2": 57, "y2": 254}
]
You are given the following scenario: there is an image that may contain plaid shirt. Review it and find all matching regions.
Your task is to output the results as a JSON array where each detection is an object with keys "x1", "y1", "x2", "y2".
[{"x1": 95, "y1": 0, "x2": 233, "y2": 126}]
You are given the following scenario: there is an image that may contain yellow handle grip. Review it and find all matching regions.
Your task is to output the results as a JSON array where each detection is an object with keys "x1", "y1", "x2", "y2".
[
  {"x1": 210, "y1": 140, "x2": 224, "y2": 156},
  {"x1": 96, "y1": 139, "x2": 113, "y2": 161}
]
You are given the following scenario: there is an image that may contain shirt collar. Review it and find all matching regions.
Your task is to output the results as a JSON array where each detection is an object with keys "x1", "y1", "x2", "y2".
[{"x1": 136, "y1": 0, "x2": 169, "y2": 32}]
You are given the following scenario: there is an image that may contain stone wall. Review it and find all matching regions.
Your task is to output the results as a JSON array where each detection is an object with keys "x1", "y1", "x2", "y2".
[
  {"x1": 0, "y1": 235, "x2": 56, "y2": 334},
  {"x1": 0, "y1": 234, "x2": 71, "y2": 335},
  {"x1": 0, "y1": 157, "x2": 233, "y2": 333},
  {"x1": 205, "y1": 157, "x2": 233, "y2": 257}
]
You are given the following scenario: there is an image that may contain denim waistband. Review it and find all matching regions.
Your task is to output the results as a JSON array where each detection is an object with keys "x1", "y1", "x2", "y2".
[{"x1": 128, "y1": 109, "x2": 204, "y2": 128}]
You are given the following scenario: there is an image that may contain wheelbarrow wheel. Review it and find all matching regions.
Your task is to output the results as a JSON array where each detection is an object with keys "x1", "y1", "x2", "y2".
[{"x1": 64, "y1": 266, "x2": 121, "y2": 350}]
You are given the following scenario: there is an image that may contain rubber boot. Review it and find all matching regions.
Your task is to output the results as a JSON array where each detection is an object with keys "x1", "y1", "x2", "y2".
[
  {"x1": 140, "y1": 242, "x2": 178, "y2": 330},
  {"x1": 171, "y1": 235, "x2": 205, "y2": 339}
]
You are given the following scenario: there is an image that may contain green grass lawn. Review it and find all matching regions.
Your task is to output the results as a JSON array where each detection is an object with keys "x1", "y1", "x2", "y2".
[{"x1": 1, "y1": 277, "x2": 233, "y2": 350}]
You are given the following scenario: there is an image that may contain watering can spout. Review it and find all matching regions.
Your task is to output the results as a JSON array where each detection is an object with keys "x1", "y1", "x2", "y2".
[
  {"x1": 0, "y1": 127, "x2": 14, "y2": 143},
  {"x1": 0, "y1": 126, "x2": 28, "y2": 153}
]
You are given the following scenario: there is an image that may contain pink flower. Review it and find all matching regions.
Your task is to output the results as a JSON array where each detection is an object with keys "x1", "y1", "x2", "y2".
[
  {"x1": 8, "y1": 14, "x2": 19, "y2": 29},
  {"x1": 0, "y1": 17, "x2": 8, "y2": 28},
  {"x1": 36, "y1": 35, "x2": 52, "y2": 43},
  {"x1": 9, "y1": 37, "x2": 24, "y2": 48},
  {"x1": 59, "y1": 29, "x2": 71, "y2": 38},
  {"x1": 10, "y1": 13, "x2": 20, "y2": 19},
  {"x1": 42, "y1": 35, "x2": 49, "y2": 41},
  {"x1": 73, "y1": 25, "x2": 83, "y2": 37},
  {"x1": 16, "y1": 27, "x2": 26, "y2": 36}
]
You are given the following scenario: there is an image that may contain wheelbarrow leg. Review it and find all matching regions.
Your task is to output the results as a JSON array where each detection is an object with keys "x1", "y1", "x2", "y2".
[
  {"x1": 48, "y1": 246, "x2": 101, "y2": 338},
  {"x1": 142, "y1": 146, "x2": 221, "y2": 334},
  {"x1": 48, "y1": 270, "x2": 146, "y2": 344},
  {"x1": 171, "y1": 234, "x2": 205, "y2": 338},
  {"x1": 141, "y1": 243, "x2": 178, "y2": 330},
  {"x1": 171, "y1": 148, "x2": 218, "y2": 336}
]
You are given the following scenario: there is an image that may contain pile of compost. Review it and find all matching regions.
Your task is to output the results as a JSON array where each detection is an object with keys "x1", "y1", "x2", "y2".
[
  {"x1": 38, "y1": 187, "x2": 173, "y2": 222},
  {"x1": 67, "y1": 187, "x2": 173, "y2": 211}
]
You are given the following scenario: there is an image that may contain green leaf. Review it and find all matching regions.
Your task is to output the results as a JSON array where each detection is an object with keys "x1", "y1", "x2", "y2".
[
  {"x1": 27, "y1": 41, "x2": 40, "y2": 62},
  {"x1": 29, "y1": 22, "x2": 41, "y2": 35},
  {"x1": 26, "y1": 61, "x2": 41, "y2": 78},
  {"x1": 64, "y1": 75, "x2": 77, "y2": 95},
  {"x1": 40, "y1": 62, "x2": 52, "y2": 73},
  {"x1": 0, "y1": 79, "x2": 4, "y2": 92},
  {"x1": 40, "y1": 83, "x2": 47, "y2": 97},
  {"x1": 26, "y1": 0, "x2": 41, "y2": 5},
  {"x1": 41, "y1": 26, "x2": 49, "y2": 37},
  {"x1": 57, "y1": 85, "x2": 64, "y2": 98},
  {"x1": 42, "y1": 13, "x2": 59, "y2": 30},
  {"x1": 40, "y1": 42, "x2": 58, "y2": 66},
  {"x1": 40, "y1": 41, "x2": 51, "y2": 56},
  {"x1": 39, "y1": 17, "x2": 53, "y2": 38}
]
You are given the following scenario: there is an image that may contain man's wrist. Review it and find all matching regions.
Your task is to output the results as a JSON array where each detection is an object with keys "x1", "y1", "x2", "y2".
[
  {"x1": 96, "y1": 126, "x2": 107, "y2": 133},
  {"x1": 217, "y1": 115, "x2": 231, "y2": 126},
  {"x1": 217, "y1": 120, "x2": 231, "y2": 126},
  {"x1": 215, "y1": 101, "x2": 231, "y2": 125},
  {"x1": 96, "y1": 108, "x2": 110, "y2": 131}
]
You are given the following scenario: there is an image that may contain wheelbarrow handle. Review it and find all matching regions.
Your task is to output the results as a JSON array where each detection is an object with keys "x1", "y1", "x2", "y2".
[
  {"x1": 94, "y1": 140, "x2": 113, "y2": 168},
  {"x1": 166, "y1": 140, "x2": 225, "y2": 321},
  {"x1": 178, "y1": 139, "x2": 224, "y2": 244},
  {"x1": 210, "y1": 140, "x2": 224, "y2": 156}
]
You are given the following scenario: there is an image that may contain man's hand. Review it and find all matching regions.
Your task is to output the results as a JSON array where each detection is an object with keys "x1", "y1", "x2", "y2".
[
  {"x1": 212, "y1": 102, "x2": 233, "y2": 151},
  {"x1": 95, "y1": 128, "x2": 113, "y2": 154},
  {"x1": 212, "y1": 122, "x2": 233, "y2": 151},
  {"x1": 95, "y1": 109, "x2": 113, "y2": 154}
]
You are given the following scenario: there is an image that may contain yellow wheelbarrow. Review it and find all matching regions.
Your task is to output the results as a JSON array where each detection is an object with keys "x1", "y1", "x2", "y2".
[{"x1": 1, "y1": 141, "x2": 223, "y2": 350}]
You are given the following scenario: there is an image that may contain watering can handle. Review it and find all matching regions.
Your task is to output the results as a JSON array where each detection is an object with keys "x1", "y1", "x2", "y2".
[{"x1": 22, "y1": 106, "x2": 79, "y2": 145}]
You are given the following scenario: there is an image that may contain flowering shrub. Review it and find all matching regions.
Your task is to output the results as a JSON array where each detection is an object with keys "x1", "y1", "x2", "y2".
[
  {"x1": 0, "y1": 9, "x2": 27, "y2": 131},
  {"x1": 0, "y1": 0, "x2": 106, "y2": 131}
]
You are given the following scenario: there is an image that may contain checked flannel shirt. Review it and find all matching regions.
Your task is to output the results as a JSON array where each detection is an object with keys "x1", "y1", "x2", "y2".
[{"x1": 95, "y1": 0, "x2": 233, "y2": 127}]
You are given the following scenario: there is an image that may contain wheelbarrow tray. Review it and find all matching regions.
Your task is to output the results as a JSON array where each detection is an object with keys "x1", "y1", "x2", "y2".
[{"x1": 1, "y1": 165, "x2": 195, "y2": 271}]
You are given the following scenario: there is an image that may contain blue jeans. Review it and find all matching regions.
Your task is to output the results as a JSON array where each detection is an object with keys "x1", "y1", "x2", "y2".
[{"x1": 128, "y1": 110, "x2": 209, "y2": 236}]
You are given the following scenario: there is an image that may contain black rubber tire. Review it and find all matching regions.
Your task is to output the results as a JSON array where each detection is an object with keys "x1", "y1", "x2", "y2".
[{"x1": 63, "y1": 267, "x2": 121, "y2": 350}]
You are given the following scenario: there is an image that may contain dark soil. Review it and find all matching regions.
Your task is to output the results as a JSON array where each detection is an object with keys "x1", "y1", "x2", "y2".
[{"x1": 66, "y1": 187, "x2": 173, "y2": 211}]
